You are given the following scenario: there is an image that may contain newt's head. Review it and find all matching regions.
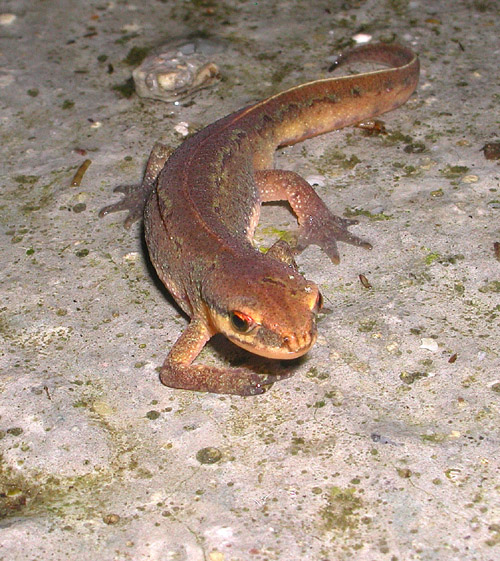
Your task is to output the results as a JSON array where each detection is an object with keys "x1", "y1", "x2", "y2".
[{"x1": 202, "y1": 254, "x2": 322, "y2": 360}]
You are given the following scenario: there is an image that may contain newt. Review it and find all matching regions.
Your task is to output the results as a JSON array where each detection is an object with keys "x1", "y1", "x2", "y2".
[{"x1": 100, "y1": 42, "x2": 419, "y2": 396}]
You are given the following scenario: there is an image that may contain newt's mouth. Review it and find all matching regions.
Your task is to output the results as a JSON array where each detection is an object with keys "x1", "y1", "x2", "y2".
[{"x1": 231, "y1": 329, "x2": 317, "y2": 360}]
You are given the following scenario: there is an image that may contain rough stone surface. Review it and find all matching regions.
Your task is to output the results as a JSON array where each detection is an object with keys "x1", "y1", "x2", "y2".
[{"x1": 1, "y1": 1, "x2": 499, "y2": 560}]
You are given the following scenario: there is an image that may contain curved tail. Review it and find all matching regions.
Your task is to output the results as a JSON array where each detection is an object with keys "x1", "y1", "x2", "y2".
[{"x1": 255, "y1": 43, "x2": 420, "y2": 148}]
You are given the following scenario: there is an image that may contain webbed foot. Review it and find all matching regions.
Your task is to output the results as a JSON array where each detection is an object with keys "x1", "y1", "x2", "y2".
[
  {"x1": 296, "y1": 212, "x2": 372, "y2": 265},
  {"x1": 256, "y1": 168, "x2": 372, "y2": 264},
  {"x1": 99, "y1": 142, "x2": 173, "y2": 229},
  {"x1": 99, "y1": 184, "x2": 149, "y2": 229}
]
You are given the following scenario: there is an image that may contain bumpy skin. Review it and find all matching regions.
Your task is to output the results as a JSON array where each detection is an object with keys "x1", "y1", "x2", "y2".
[{"x1": 100, "y1": 43, "x2": 419, "y2": 395}]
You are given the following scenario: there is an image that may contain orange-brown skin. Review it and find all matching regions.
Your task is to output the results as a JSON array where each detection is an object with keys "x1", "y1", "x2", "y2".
[{"x1": 100, "y1": 43, "x2": 419, "y2": 395}]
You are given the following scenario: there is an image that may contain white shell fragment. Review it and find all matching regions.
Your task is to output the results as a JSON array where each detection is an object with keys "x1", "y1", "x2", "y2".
[
  {"x1": 133, "y1": 38, "x2": 224, "y2": 102},
  {"x1": 0, "y1": 13, "x2": 17, "y2": 25},
  {"x1": 353, "y1": 33, "x2": 372, "y2": 44},
  {"x1": 174, "y1": 121, "x2": 190, "y2": 136},
  {"x1": 420, "y1": 338, "x2": 439, "y2": 352}
]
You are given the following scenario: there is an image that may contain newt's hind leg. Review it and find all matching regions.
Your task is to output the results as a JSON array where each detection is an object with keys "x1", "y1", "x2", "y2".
[
  {"x1": 256, "y1": 169, "x2": 372, "y2": 264},
  {"x1": 99, "y1": 142, "x2": 173, "y2": 229}
]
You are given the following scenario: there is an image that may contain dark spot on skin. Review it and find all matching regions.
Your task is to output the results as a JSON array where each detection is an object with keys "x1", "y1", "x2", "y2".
[
  {"x1": 262, "y1": 277, "x2": 286, "y2": 288},
  {"x1": 327, "y1": 93, "x2": 341, "y2": 103}
]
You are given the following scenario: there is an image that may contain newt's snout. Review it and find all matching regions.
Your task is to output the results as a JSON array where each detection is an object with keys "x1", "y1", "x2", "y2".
[{"x1": 282, "y1": 328, "x2": 318, "y2": 357}]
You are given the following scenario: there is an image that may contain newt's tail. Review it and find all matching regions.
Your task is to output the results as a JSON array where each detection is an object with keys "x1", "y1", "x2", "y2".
[
  {"x1": 258, "y1": 42, "x2": 419, "y2": 148},
  {"x1": 331, "y1": 42, "x2": 417, "y2": 72}
]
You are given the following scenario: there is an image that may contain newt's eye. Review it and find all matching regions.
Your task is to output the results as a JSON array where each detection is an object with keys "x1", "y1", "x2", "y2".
[{"x1": 229, "y1": 311, "x2": 255, "y2": 333}]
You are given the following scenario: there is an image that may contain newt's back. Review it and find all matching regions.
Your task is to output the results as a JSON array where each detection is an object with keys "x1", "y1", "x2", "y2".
[{"x1": 159, "y1": 43, "x2": 418, "y2": 247}]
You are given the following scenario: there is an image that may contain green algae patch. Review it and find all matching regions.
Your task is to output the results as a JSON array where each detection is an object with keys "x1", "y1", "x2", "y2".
[
  {"x1": 259, "y1": 226, "x2": 291, "y2": 239},
  {"x1": 440, "y1": 165, "x2": 470, "y2": 179},
  {"x1": 0, "y1": 455, "x2": 112, "y2": 521},
  {"x1": 422, "y1": 249, "x2": 464, "y2": 266},
  {"x1": 305, "y1": 366, "x2": 330, "y2": 381},
  {"x1": 288, "y1": 436, "x2": 308, "y2": 456},
  {"x1": 344, "y1": 207, "x2": 392, "y2": 221},
  {"x1": 320, "y1": 486, "x2": 363, "y2": 532},
  {"x1": 123, "y1": 46, "x2": 151, "y2": 66},
  {"x1": 486, "y1": 524, "x2": 500, "y2": 547},
  {"x1": 257, "y1": 226, "x2": 297, "y2": 248},
  {"x1": 61, "y1": 100, "x2": 74, "y2": 110},
  {"x1": 382, "y1": 130, "x2": 413, "y2": 145},
  {"x1": 358, "y1": 318, "x2": 377, "y2": 333},
  {"x1": 14, "y1": 175, "x2": 39, "y2": 185},
  {"x1": 113, "y1": 78, "x2": 135, "y2": 98},
  {"x1": 400, "y1": 371, "x2": 428, "y2": 385},
  {"x1": 403, "y1": 140, "x2": 426, "y2": 153},
  {"x1": 423, "y1": 251, "x2": 441, "y2": 265},
  {"x1": 421, "y1": 433, "x2": 447, "y2": 444},
  {"x1": 478, "y1": 280, "x2": 500, "y2": 293},
  {"x1": 392, "y1": 161, "x2": 423, "y2": 177},
  {"x1": 312, "y1": 148, "x2": 361, "y2": 176}
]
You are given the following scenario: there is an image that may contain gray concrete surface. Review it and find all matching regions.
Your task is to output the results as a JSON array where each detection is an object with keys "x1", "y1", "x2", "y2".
[{"x1": 1, "y1": 1, "x2": 499, "y2": 560}]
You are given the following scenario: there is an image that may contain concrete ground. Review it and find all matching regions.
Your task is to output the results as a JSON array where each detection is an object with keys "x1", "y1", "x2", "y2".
[{"x1": 1, "y1": 1, "x2": 499, "y2": 560}]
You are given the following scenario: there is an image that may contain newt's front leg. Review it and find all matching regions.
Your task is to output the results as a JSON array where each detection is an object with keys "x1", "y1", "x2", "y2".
[
  {"x1": 256, "y1": 169, "x2": 372, "y2": 264},
  {"x1": 160, "y1": 318, "x2": 293, "y2": 396}
]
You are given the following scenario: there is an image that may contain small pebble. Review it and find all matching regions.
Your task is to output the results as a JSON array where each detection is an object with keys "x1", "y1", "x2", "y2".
[
  {"x1": 133, "y1": 39, "x2": 223, "y2": 102},
  {"x1": 196, "y1": 447, "x2": 222, "y2": 464},
  {"x1": 420, "y1": 338, "x2": 438, "y2": 352},
  {"x1": 461, "y1": 174, "x2": 478, "y2": 183},
  {"x1": 482, "y1": 142, "x2": 500, "y2": 160},
  {"x1": 103, "y1": 513, "x2": 120, "y2": 525}
]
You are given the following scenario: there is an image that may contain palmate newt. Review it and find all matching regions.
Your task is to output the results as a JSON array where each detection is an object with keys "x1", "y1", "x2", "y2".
[{"x1": 100, "y1": 42, "x2": 419, "y2": 396}]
